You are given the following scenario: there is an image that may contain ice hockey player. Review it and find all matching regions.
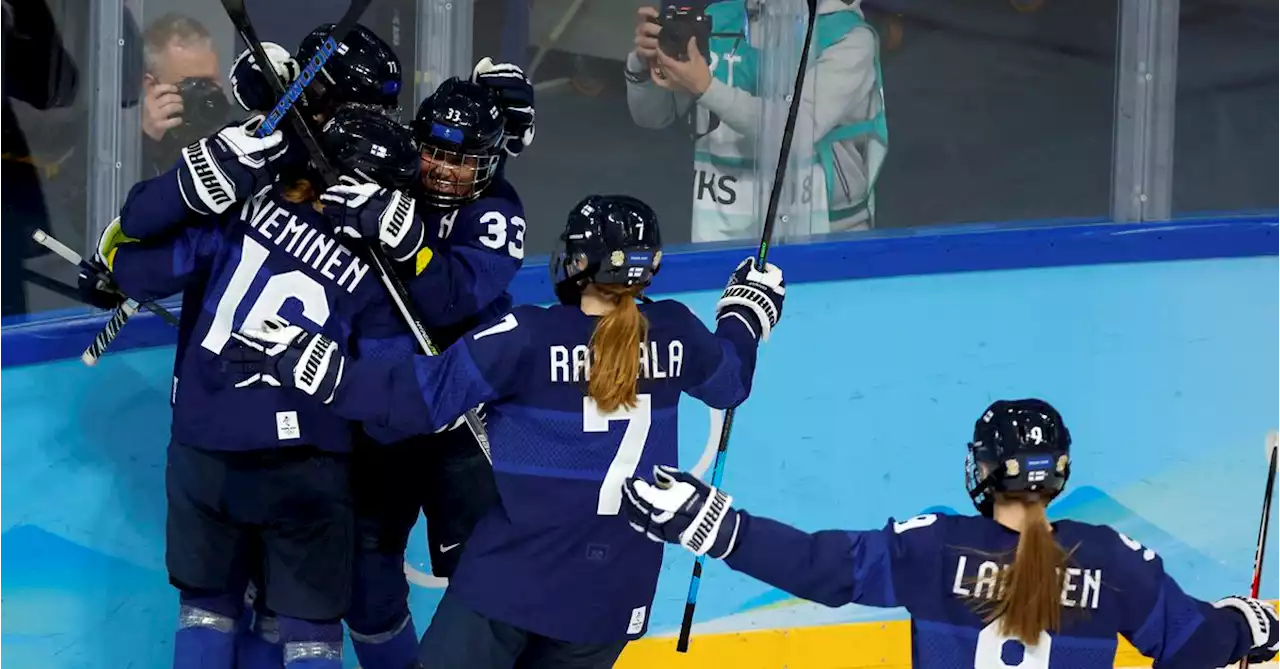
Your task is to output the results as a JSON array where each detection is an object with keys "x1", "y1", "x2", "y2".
[
  {"x1": 220, "y1": 194, "x2": 786, "y2": 668},
  {"x1": 94, "y1": 21, "x2": 403, "y2": 251},
  {"x1": 622, "y1": 398, "x2": 1280, "y2": 668},
  {"x1": 89, "y1": 103, "x2": 422, "y2": 669},
  {"x1": 315, "y1": 67, "x2": 535, "y2": 669}
]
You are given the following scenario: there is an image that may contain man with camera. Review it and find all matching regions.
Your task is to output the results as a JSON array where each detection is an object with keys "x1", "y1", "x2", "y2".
[
  {"x1": 140, "y1": 13, "x2": 229, "y2": 177},
  {"x1": 625, "y1": 0, "x2": 887, "y2": 243}
]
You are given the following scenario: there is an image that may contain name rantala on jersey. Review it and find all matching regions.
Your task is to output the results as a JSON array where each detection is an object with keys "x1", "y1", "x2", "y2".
[{"x1": 550, "y1": 341, "x2": 684, "y2": 384}]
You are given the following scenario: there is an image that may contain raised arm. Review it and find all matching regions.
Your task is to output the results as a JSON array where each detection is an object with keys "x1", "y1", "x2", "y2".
[{"x1": 682, "y1": 258, "x2": 785, "y2": 409}]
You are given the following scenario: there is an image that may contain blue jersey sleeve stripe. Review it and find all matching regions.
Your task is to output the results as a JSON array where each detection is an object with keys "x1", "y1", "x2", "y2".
[
  {"x1": 848, "y1": 530, "x2": 898, "y2": 607},
  {"x1": 1130, "y1": 574, "x2": 1206, "y2": 660}
]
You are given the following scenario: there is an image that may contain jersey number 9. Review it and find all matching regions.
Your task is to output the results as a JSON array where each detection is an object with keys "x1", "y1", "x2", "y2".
[{"x1": 975, "y1": 623, "x2": 1052, "y2": 669}]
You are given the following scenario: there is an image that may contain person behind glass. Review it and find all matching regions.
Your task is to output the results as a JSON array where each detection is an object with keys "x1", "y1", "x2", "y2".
[
  {"x1": 1, "y1": 0, "x2": 78, "y2": 316},
  {"x1": 626, "y1": 0, "x2": 888, "y2": 242},
  {"x1": 140, "y1": 13, "x2": 230, "y2": 177}
]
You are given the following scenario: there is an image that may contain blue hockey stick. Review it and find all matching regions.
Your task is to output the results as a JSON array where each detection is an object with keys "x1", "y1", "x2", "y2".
[
  {"x1": 218, "y1": 0, "x2": 493, "y2": 463},
  {"x1": 220, "y1": 0, "x2": 371, "y2": 148},
  {"x1": 676, "y1": 0, "x2": 820, "y2": 652}
]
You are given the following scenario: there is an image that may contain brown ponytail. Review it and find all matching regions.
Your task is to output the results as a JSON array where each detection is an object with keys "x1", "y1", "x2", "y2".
[
  {"x1": 986, "y1": 497, "x2": 1069, "y2": 644},
  {"x1": 588, "y1": 285, "x2": 648, "y2": 413}
]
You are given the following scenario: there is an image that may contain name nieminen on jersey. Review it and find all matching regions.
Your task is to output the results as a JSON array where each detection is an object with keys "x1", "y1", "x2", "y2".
[
  {"x1": 241, "y1": 190, "x2": 370, "y2": 294},
  {"x1": 550, "y1": 340, "x2": 685, "y2": 384},
  {"x1": 951, "y1": 555, "x2": 1102, "y2": 610}
]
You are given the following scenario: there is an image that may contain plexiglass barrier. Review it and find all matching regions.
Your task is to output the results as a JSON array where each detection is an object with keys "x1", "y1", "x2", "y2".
[{"x1": 1, "y1": 0, "x2": 1276, "y2": 320}]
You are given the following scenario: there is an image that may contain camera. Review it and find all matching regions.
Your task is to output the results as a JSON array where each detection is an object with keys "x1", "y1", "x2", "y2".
[
  {"x1": 172, "y1": 76, "x2": 231, "y2": 144},
  {"x1": 656, "y1": 5, "x2": 711, "y2": 61}
]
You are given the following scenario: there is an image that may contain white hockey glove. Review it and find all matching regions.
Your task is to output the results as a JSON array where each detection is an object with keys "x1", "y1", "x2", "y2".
[
  {"x1": 1214, "y1": 596, "x2": 1279, "y2": 663},
  {"x1": 228, "y1": 42, "x2": 300, "y2": 112},
  {"x1": 177, "y1": 115, "x2": 287, "y2": 215},
  {"x1": 472, "y1": 57, "x2": 535, "y2": 157},
  {"x1": 224, "y1": 317, "x2": 348, "y2": 405},
  {"x1": 321, "y1": 177, "x2": 429, "y2": 272},
  {"x1": 715, "y1": 257, "x2": 786, "y2": 341},
  {"x1": 623, "y1": 465, "x2": 741, "y2": 559}
]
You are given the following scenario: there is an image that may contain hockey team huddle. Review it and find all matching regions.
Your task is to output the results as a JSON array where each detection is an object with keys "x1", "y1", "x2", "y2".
[{"x1": 83, "y1": 20, "x2": 1278, "y2": 669}]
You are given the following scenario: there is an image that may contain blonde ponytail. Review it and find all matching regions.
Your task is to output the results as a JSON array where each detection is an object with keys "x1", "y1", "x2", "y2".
[
  {"x1": 987, "y1": 498, "x2": 1069, "y2": 644},
  {"x1": 588, "y1": 285, "x2": 648, "y2": 412}
]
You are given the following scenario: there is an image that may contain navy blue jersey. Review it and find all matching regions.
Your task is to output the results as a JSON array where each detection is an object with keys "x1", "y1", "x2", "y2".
[
  {"x1": 327, "y1": 300, "x2": 761, "y2": 642},
  {"x1": 113, "y1": 181, "x2": 410, "y2": 453},
  {"x1": 724, "y1": 511, "x2": 1257, "y2": 668},
  {"x1": 407, "y1": 177, "x2": 525, "y2": 346}
]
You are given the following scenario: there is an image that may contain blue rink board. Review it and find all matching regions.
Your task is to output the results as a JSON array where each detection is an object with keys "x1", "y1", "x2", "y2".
[{"x1": 2, "y1": 228, "x2": 1278, "y2": 666}]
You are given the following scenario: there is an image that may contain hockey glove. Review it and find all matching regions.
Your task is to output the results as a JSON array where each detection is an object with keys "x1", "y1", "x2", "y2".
[
  {"x1": 77, "y1": 217, "x2": 134, "y2": 310},
  {"x1": 1214, "y1": 596, "x2": 1279, "y2": 663},
  {"x1": 623, "y1": 465, "x2": 741, "y2": 559},
  {"x1": 321, "y1": 177, "x2": 429, "y2": 273},
  {"x1": 472, "y1": 57, "x2": 535, "y2": 157},
  {"x1": 76, "y1": 258, "x2": 124, "y2": 310},
  {"x1": 225, "y1": 317, "x2": 347, "y2": 405},
  {"x1": 715, "y1": 257, "x2": 785, "y2": 341},
  {"x1": 177, "y1": 115, "x2": 288, "y2": 216},
  {"x1": 228, "y1": 42, "x2": 300, "y2": 113}
]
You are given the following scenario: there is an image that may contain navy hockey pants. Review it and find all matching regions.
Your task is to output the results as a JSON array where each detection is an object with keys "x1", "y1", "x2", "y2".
[{"x1": 418, "y1": 589, "x2": 629, "y2": 669}]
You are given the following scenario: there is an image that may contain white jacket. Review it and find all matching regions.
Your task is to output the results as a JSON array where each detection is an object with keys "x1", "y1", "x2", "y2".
[{"x1": 626, "y1": 0, "x2": 885, "y2": 233}]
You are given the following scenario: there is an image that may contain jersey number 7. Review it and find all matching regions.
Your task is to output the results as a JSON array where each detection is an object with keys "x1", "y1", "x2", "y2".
[
  {"x1": 585, "y1": 395, "x2": 652, "y2": 515},
  {"x1": 201, "y1": 236, "x2": 332, "y2": 353}
]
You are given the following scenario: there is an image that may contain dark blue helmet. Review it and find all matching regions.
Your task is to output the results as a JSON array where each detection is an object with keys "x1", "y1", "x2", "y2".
[
  {"x1": 321, "y1": 105, "x2": 419, "y2": 190},
  {"x1": 410, "y1": 77, "x2": 504, "y2": 206},
  {"x1": 966, "y1": 399, "x2": 1072, "y2": 517},
  {"x1": 551, "y1": 195, "x2": 663, "y2": 305},
  {"x1": 298, "y1": 23, "x2": 402, "y2": 116}
]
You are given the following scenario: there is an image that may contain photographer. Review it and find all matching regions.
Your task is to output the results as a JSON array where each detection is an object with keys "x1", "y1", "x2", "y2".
[
  {"x1": 140, "y1": 13, "x2": 229, "y2": 177},
  {"x1": 625, "y1": 0, "x2": 887, "y2": 242}
]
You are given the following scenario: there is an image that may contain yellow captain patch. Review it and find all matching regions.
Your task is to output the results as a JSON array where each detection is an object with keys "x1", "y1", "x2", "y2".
[{"x1": 414, "y1": 246, "x2": 434, "y2": 276}]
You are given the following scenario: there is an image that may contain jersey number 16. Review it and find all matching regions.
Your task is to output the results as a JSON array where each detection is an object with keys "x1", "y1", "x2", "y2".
[{"x1": 201, "y1": 236, "x2": 332, "y2": 354}]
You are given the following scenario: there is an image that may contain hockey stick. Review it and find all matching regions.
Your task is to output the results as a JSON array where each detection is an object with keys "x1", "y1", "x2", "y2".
[
  {"x1": 31, "y1": 228, "x2": 179, "y2": 327},
  {"x1": 220, "y1": 0, "x2": 493, "y2": 463},
  {"x1": 1240, "y1": 431, "x2": 1278, "y2": 669},
  {"x1": 676, "y1": 0, "x2": 819, "y2": 652},
  {"x1": 31, "y1": 229, "x2": 180, "y2": 366}
]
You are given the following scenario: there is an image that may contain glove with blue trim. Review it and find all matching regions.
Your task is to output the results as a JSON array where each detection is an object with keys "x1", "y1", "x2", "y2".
[
  {"x1": 177, "y1": 115, "x2": 288, "y2": 216},
  {"x1": 623, "y1": 465, "x2": 741, "y2": 559},
  {"x1": 224, "y1": 317, "x2": 347, "y2": 404},
  {"x1": 472, "y1": 57, "x2": 535, "y2": 157},
  {"x1": 1215, "y1": 596, "x2": 1279, "y2": 664}
]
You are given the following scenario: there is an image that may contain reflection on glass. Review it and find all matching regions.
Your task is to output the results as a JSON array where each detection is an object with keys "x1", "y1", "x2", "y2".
[
  {"x1": 2, "y1": 0, "x2": 86, "y2": 318},
  {"x1": 1173, "y1": 0, "x2": 1278, "y2": 216}
]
